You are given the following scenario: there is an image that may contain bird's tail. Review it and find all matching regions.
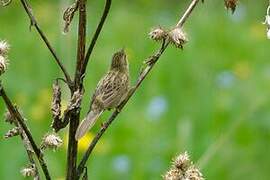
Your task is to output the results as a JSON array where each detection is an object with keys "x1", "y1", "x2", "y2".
[{"x1": 75, "y1": 109, "x2": 103, "y2": 140}]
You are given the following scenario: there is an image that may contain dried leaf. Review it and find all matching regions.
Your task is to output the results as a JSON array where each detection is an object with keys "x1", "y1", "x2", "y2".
[{"x1": 63, "y1": 0, "x2": 79, "y2": 33}]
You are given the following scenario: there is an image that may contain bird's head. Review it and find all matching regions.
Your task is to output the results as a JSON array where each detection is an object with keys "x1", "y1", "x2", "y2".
[{"x1": 110, "y1": 49, "x2": 128, "y2": 72}]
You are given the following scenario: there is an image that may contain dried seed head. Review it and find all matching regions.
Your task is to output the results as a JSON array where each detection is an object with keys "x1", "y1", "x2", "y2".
[
  {"x1": 20, "y1": 165, "x2": 37, "y2": 177},
  {"x1": 163, "y1": 168, "x2": 183, "y2": 180},
  {"x1": 185, "y1": 166, "x2": 204, "y2": 180},
  {"x1": 0, "y1": 55, "x2": 8, "y2": 75},
  {"x1": 0, "y1": 0, "x2": 12, "y2": 7},
  {"x1": 168, "y1": 27, "x2": 188, "y2": 49},
  {"x1": 163, "y1": 152, "x2": 204, "y2": 180},
  {"x1": 173, "y1": 151, "x2": 190, "y2": 171},
  {"x1": 224, "y1": 0, "x2": 238, "y2": 13},
  {"x1": 63, "y1": 0, "x2": 79, "y2": 34},
  {"x1": 68, "y1": 89, "x2": 83, "y2": 110},
  {"x1": 4, "y1": 109, "x2": 15, "y2": 124},
  {"x1": 4, "y1": 127, "x2": 22, "y2": 138},
  {"x1": 51, "y1": 82, "x2": 62, "y2": 119},
  {"x1": 0, "y1": 40, "x2": 10, "y2": 56},
  {"x1": 149, "y1": 27, "x2": 167, "y2": 41},
  {"x1": 267, "y1": 29, "x2": 270, "y2": 39},
  {"x1": 41, "y1": 133, "x2": 63, "y2": 151}
]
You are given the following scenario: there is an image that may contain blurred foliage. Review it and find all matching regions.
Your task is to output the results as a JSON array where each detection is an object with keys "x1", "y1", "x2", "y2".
[{"x1": 0, "y1": 0, "x2": 270, "y2": 179}]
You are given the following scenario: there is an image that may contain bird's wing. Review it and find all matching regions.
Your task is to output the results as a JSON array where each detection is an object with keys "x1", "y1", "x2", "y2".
[{"x1": 91, "y1": 71, "x2": 128, "y2": 109}]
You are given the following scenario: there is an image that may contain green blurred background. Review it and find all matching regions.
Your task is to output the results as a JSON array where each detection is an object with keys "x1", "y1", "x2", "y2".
[{"x1": 1, "y1": 0, "x2": 270, "y2": 179}]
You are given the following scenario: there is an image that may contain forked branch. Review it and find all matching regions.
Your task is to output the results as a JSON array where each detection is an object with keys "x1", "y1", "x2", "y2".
[{"x1": 76, "y1": 0, "x2": 201, "y2": 178}]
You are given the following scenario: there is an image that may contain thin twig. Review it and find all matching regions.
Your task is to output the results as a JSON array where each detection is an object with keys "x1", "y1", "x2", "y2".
[
  {"x1": 0, "y1": 84, "x2": 51, "y2": 180},
  {"x1": 76, "y1": 0, "x2": 201, "y2": 178},
  {"x1": 19, "y1": 0, "x2": 73, "y2": 87},
  {"x1": 80, "y1": 0, "x2": 112, "y2": 78},
  {"x1": 66, "y1": 0, "x2": 87, "y2": 179}
]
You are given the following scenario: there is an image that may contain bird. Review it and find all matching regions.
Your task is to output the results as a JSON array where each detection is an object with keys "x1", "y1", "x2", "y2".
[{"x1": 75, "y1": 49, "x2": 130, "y2": 140}]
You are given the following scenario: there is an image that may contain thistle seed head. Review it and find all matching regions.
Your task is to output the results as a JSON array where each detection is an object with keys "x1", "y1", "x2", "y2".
[
  {"x1": 0, "y1": 55, "x2": 8, "y2": 76},
  {"x1": 168, "y1": 27, "x2": 188, "y2": 49},
  {"x1": 185, "y1": 166, "x2": 204, "y2": 180},
  {"x1": 0, "y1": 40, "x2": 10, "y2": 56},
  {"x1": 224, "y1": 0, "x2": 238, "y2": 13},
  {"x1": 163, "y1": 168, "x2": 183, "y2": 180},
  {"x1": 51, "y1": 82, "x2": 62, "y2": 118},
  {"x1": 173, "y1": 151, "x2": 190, "y2": 171},
  {"x1": 149, "y1": 27, "x2": 167, "y2": 41},
  {"x1": 4, "y1": 109, "x2": 15, "y2": 124},
  {"x1": 4, "y1": 127, "x2": 22, "y2": 138},
  {"x1": 41, "y1": 133, "x2": 63, "y2": 151},
  {"x1": 20, "y1": 165, "x2": 37, "y2": 177}
]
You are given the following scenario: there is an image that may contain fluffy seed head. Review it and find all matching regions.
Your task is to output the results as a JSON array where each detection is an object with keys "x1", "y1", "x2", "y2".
[
  {"x1": 4, "y1": 127, "x2": 22, "y2": 138},
  {"x1": 20, "y1": 165, "x2": 37, "y2": 177},
  {"x1": 163, "y1": 168, "x2": 183, "y2": 180},
  {"x1": 173, "y1": 151, "x2": 190, "y2": 171},
  {"x1": 4, "y1": 109, "x2": 15, "y2": 124},
  {"x1": 185, "y1": 166, "x2": 204, "y2": 180},
  {"x1": 0, "y1": 55, "x2": 8, "y2": 75},
  {"x1": 0, "y1": 40, "x2": 10, "y2": 56},
  {"x1": 224, "y1": 0, "x2": 238, "y2": 13},
  {"x1": 41, "y1": 133, "x2": 63, "y2": 151},
  {"x1": 149, "y1": 27, "x2": 167, "y2": 41},
  {"x1": 267, "y1": 29, "x2": 270, "y2": 39},
  {"x1": 168, "y1": 28, "x2": 188, "y2": 49}
]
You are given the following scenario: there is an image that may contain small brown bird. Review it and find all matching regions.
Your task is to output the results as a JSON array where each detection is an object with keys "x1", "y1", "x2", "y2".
[{"x1": 75, "y1": 49, "x2": 130, "y2": 140}]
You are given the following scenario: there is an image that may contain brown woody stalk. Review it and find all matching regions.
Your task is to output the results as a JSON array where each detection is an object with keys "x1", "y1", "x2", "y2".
[
  {"x1": 0, "y1": 84, "x2": 51, "y2": 180},
  {"x1": 66, "y1": 0, "x2": 87, "y2": 179},
  {"x1": 76, "y1": 0, "x2": 201, "y2": 178}
]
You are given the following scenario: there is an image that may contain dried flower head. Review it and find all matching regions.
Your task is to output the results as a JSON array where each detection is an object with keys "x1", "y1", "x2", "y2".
[
  {"x1": 4, "y1": 109, "x2": 15, "y2": 124},
  {"x1": 0, "y1": 40, "x2": 10, "y2": 56},
  {"x1": 168, "y1": 27, "x2": 188, "y2": 49},
  {"x1": 51, "y1": 81, "x2": 62, "y2": 119},
  {"x1": 0, "y1": 0, "x2": 12, "y2": 7},
  {"x1": 63, "y1": 0, "x2": 79, "y2": 34},
  {"x1": 0, "y1": 55, "x2": 8, "y2": 75},
  {"x1": 163, "y1": 168, "x2": 183, "y2": 180},
  {"x1": 173, "y1": 151, "x2": 190, "y2": 171},
  {"x1": 185, "y1": 166, "x2": 204, "y2": 180},
  {"x1": 163, "y1": 152, "x2": 204, "y2": 180},
  {"x1": 224, "y1": 0, "x2": 238, "y2": 13},
  {"x1": 4, "y1": 127, "x2": 22, "y2": 138},
  {"x1": 267, "y1": 29, "x2": 270, "y2": 39},
  {"x1": 149, "y1": 27, "x2": 167, "y2": 41},
  {"x1": 263, "y1": 6, "x2": 270, "y2": 39},
  {"x1": 20, "y1": 165, "x2": 37, "y2": 177},
  {"x1": 68, "y1": 89, "x2": 83, "y2": 110},
  {"x1": 41, "y1": 133, "x2": 63, "y2": 151}
]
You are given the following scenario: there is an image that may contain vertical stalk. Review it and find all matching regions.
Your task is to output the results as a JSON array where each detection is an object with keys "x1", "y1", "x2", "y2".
[{"x1": 66, "y1": 0, "x2": 86, "y2": 179}]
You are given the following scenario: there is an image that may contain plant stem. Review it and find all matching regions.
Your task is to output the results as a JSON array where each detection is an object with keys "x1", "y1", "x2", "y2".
[
  {"x1": 0, "y1": 84, "x2": 51, "y2": 180},
  {"x1": 76, "y1": 0, "x2": 201, "y2": 178},
  {"x1": 80, "y1": 0, "x2": 112, "y2": 77},
  {"x1": 19, "y1": 0, "x2": 73, "y2": 87},
  {"x1": 66, "y1": 0, "x2": 87, "y2": 179}
]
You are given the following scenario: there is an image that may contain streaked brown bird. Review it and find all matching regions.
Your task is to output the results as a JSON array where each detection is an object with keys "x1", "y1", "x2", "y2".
[{"x1": 75, "y1": 49, "x2": 130, "y2": 140}]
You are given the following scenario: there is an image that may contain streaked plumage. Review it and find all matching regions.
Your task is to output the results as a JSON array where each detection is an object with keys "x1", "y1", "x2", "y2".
[{"x1": 75, "y1": 49, "x2": 130, "y2": 140}]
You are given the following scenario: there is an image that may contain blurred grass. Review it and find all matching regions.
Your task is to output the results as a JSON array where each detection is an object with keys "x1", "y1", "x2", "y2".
[{"x1": 1, "y1": 0, "x2": 270, "y2": 179}]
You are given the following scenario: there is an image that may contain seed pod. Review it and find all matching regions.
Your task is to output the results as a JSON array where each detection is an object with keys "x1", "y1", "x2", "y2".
[{"x1": 4, "y1": 127, "x2": 22, "y2": 138}]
